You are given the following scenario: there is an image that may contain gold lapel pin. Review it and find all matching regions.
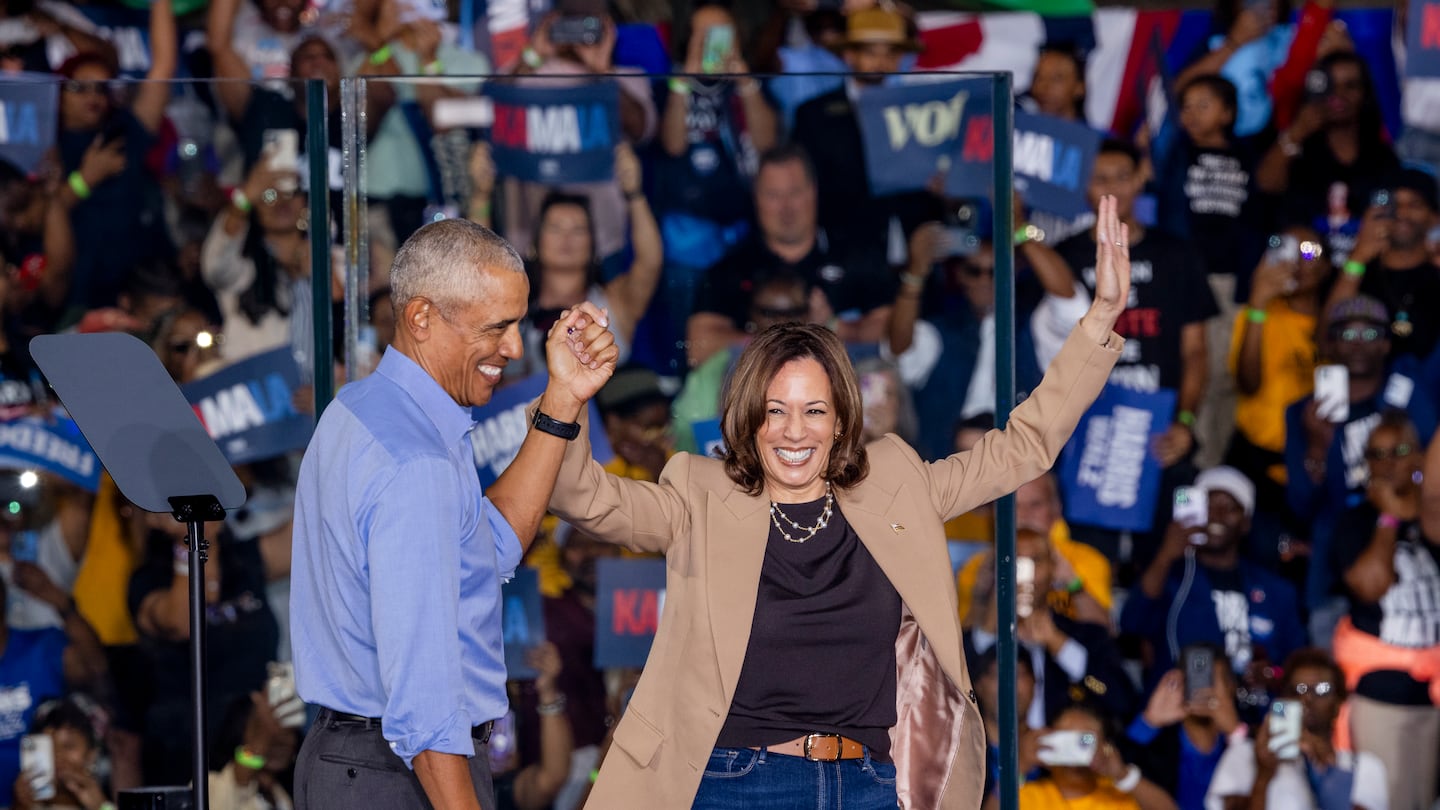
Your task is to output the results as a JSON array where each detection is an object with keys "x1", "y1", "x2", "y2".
[{"x1": 890, "y1": 523, "x2": 905, "y2": 533}]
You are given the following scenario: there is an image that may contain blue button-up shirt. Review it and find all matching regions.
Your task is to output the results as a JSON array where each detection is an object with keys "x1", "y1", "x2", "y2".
[{"x1": 291, "y1": 348, "x2": 522, "y2": 767}]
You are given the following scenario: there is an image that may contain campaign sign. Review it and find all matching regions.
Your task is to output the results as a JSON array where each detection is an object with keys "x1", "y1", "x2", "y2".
[
  {"x1": 0, "y1": 415, "x2": 101, "y2": 492},
  {"x1": 691, "y1": 418, "x2": 725, "y2": 459},
  {"x1": 594, "y1": 557, "x2": 666, "y2": 669},
  {"x1": 1407, "y1": 0, "x2": 1440, "y2": 78},
  {"x1": 500, "y1": 566, "x2": 545, "y2": 679},
  {"x1": 182, "y1": 348, "x2": 312, "y2": 465},
  {"x1": 469, "y1": 372, "x2": 613, "y2": 489},
  {"x1": 0, "y1": 74, "x2": 58, "y2": 174},
  {"x1": 854, "y1": 79, "x2": 986, "y2": 196},
  {"x1": 1058, "y1": 385, "x2": 1176, "y2": 532},
  {"x1": 946, "y1": 109, "x2": 1099, "y2": 218},
  {"x1": 485, "y1": 81, "x2": 620, "y2": 184}
]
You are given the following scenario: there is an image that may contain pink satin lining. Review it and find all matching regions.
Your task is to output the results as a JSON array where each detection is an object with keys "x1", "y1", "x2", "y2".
[{"x1": 892, "y1": 610, "x2": 981, "y2": 809}]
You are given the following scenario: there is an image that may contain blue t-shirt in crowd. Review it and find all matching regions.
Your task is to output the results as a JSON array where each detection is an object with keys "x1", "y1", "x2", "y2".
[{"x1": 0, "y1": 628, "x2": 68, "y2": 806}]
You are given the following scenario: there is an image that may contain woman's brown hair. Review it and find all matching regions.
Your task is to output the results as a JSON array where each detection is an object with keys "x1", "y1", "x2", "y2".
[{"x1": 719, "y1": 323, "x2": 868, "y2": 496}]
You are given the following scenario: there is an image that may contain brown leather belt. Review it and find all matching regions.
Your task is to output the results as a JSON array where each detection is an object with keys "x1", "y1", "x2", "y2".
[{"x1": 757, "y1": 733, "x2": 866, "y2": 761}]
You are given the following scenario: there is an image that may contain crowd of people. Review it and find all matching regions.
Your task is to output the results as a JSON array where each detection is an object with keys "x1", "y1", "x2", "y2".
[{"x1": 1, "y1": 0, "x2": 1439, "y2": 806}]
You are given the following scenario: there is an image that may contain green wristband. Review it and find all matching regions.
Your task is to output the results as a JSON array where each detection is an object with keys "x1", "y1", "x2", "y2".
[
  {"x1": 369, "y1": 44, "x2": 393, "y2": 65},
  {"x1": 1177, "y1": 409, "x2": 1197, "y2": 428},
  {"x1": 1245, "y1": 306, "x2": 1267, "y2": 324},
  {"x1": 67, "y1": 171, "x2": 91, "y2": 200},
  {"x1": 1343, "y1": 260, "x2": 1366, "y2": 278},
  {"x1": 1065, "y1": 576, "x2": 1084, "y2": 595},
  {"x1": 235, "y1": 745, "x2": 267, "y2": 770},
  {"x1": 667, "y1": 77, "x2": 692, "y2": 97}
]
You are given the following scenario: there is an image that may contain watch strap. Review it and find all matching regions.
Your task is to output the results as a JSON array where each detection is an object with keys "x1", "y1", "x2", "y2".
[{"x1": 532, "y1": 409, "x2": 581, "y2": 441}]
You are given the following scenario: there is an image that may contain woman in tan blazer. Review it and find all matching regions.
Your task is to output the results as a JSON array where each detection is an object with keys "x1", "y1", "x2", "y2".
[{"x1": 546, "y1": 197, "x2": 1133, "y2": 809}]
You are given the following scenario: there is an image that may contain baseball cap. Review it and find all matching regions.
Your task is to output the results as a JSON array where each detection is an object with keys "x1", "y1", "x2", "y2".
[
  {"x1": 1324, "y1": 294, "x2": 1389, "y2": 330},
  {"x1": 1194, "y1": 465, "x2": 1255, "y2": 518}
]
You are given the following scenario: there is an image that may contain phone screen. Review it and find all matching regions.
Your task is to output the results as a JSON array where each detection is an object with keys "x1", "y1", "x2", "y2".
[
  {"x1": 1314, "y1": 365, "x2": 1349, "y2": 423},
  {"x1": 701, "y1": 24, "x2": 734, "y2": 74},
  {"x1": 20, "y1": 735, "x2": 54, "y2": 801},
  {"x1": 1267, "y1": 700, "x2": 1302, "y2": 760},
  {"x1": 1182, "y1": 646, "x2": 1214, "y2": 702}
]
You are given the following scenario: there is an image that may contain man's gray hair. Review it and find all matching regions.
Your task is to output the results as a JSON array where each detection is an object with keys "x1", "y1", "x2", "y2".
[{"x1": 389, "y1": 219, "x2": 525, "y2": 315}]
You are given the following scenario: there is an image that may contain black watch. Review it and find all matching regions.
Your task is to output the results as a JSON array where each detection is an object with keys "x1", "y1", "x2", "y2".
[{"x1": 532, "y1": 409, "x2": 581, "y2": 441}]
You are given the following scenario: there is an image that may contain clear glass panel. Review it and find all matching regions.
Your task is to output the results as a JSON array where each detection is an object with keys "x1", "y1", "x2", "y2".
[
  {"x1": 336, "y1": 71, "x2": 1010, "y2": 390},
  {"x1": 7, "y1": 77, "x2": 330, "y2": 388}
]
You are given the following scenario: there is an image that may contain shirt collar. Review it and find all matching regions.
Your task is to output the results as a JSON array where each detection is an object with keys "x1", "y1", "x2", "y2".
[{"x1": 375, "y1": 347, "x2": 476, "y2": 444}]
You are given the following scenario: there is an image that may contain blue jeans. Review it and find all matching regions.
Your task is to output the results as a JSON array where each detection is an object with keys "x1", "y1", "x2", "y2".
[{"x1": 692, "y1": 746, "x2": 899, "y2": 809}]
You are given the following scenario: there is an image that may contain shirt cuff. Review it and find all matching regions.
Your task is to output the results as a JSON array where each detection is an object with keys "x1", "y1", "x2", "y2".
[
  {"x1": 386, "y1": 711, "x2": 477, "y2": 769},
  {"x1": 1127, "y1": 715, "x2": 1160, "y2": 745},
  {"x1": 1054, "y1": 638, "x2": 1088, "y2": 681}
]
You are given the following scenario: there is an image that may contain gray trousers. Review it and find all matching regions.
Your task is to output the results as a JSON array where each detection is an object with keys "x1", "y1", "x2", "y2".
[{"x1": 295, "y1": 709, "x2": 496, "y2": 810}]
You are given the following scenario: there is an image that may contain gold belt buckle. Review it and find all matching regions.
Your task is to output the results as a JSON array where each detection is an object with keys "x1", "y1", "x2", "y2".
[{"x1": 803, "y1": 733, "x2": 843, "y2": 762}]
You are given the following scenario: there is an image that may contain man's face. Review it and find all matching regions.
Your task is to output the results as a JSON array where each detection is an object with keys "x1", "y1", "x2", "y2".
[
  {"x1": 292, "y1": 39, "x2": 340, "y2": 91},
  {"x1": 1285, "y1": 664, "x2": 1343, "y2": 734},
  {"x1": 1087, "y1": 152, "x2": 1142, "y2": 222},
  {"x1": 1015, "y1": 477, "x2": 1060, "y2": 534},
  {"x1": 1200, "y1": 491, "x2": 1247, "y2": 552},
  {"x1": 754, "y1": 161, "x2": 817, "y2": 249},
  {"x1": 845, "y1": 42, "x2": 903, "y2": 84},
  {"x1": 418, "y1": 270, "x2": 529, "y2": 408},
  {"x1": 951, "y1": 244, "x2": 995, "y2": 311},
  {"x1": 1365, "y1": 424, "x2": 1421, "y2": 491},
  {"x1": 1388, "y1": 189, "x2": 1437, "y2": 251},
  {"x1": 1328, "y1": 319, "x2": 1389, "y2": 380},
  {"x1": 1016, "y1": 532, "x2": 1056, "y2": 595}
]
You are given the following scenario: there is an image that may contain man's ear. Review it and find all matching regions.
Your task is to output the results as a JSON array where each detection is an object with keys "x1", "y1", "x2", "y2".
[{"x1": 403, "y1": 297, "x2": 435, "y2": 343}]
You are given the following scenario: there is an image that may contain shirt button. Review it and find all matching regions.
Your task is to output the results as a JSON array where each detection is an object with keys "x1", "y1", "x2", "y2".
[{"x1": 347, "y1": 768, "x2": 358, "y2": 778}]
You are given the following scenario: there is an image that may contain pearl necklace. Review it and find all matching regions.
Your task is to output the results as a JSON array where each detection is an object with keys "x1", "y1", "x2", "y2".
[{"x1": 769, "y1": 484, "x2": 834, "y2": 544}]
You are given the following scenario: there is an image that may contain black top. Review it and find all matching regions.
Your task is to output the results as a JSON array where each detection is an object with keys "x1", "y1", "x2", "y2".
[
  {"x1": 1056, "y1": 229, "x2": 1218, "y2": 393},
  {"x1": 692, "y1": 231, "x2": 895, "y2": 329},
  {"x1": 1359, "y1": 260, "x2": 1440, "y2": 362},
  {"x1": 715, "y1": 498, "x2": 902, "y2": 758},
  {"x1": 1181, "y1": 142, "x2": 1262, "y2": 281},
  {"x1": 1332, "y1": 502, "x2": 1440, "y2": 705}
]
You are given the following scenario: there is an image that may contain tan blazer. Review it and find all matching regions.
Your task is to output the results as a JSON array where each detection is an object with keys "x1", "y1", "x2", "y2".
[{"x1": 548, "y1": 326, "x2": 1122, "y2": 809}]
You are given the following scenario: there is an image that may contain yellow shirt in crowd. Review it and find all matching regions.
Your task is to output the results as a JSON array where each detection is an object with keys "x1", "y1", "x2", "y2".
[
  {"x1": 1228, "y1": 299, "x2": 1317, "y2": 475},
  {"x1": 956, "y1": 520, "x2": 1113, "y2": 625},
  {"x1": 1019, "y1": 779, "x2": 1140, "y2": 810}
]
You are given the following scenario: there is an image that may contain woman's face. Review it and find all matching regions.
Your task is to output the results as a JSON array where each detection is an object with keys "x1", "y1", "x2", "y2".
[
  {"x1": 859, "y1": 369, "x2": 899, "y2": 442},
  {"x1": 1287, "y1": 228, "x2": 1330, "y2": 295},
  {"x1": 1323, "y1": 61, "x2": 1366, "y2": 126},
  {"x1": 257, "y1": 188, "x2": 303, "y2": 234},
  {"x1": 1029, "y1": 52, "x2": 1083, "y2": 120},
  {"x1": 537, "y1": 203, "x2": 593, "y2": 270},
  {"x1": 1365, "y1": 425, "x2": 1420, "y2": 491},
  {"x1": 60, "y1": 63, "x2": 113, "y2": 132},
  {"x1": 756, "y1": 357, "x2": 837, "y2": 503}
]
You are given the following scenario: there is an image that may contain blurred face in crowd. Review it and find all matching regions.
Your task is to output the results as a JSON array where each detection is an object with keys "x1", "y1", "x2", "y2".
[
  {"x1": 49, "y1": 724, "x2": 97, "y2": 779},
  {"x1": 951, "y1": 243, "x2": 995, "y2": 312},
  {"x1": 845, "y1": 42, "x2": 904, "y2": 85},
  {"x1": 560, "y1": 528, "x2": 620, "y2": 596},
  {"x1": 1284, "y1": 664, "x2": 1343, "y2": 736},
  {"x1": 1321, "y1": 59, "x2": 1366, "y2": 127},
  {"x1": 60, "y1": 62, "x2": 113, "y2": 132},
  {"x1": 1389, "y1": 189, "x2": 1437, "y2": 251},
  {"x1": 859, "y1": 367, "x2": 901, "y2": 442},
  {"x1": 1365, "y1": 422, "x2": 1421, "y2": 493},
  {"x1": 1327, "y1": 318, "x2": 1389, "y2": 380},
  {"x1": 1016, "y1": 530, "x2": 1057, "y2": 595},
  {"x1": 1016, "y1": 475, "x2": 1061, "y2": 534},
  {"x1": 0, "y1": 178, "x2": 43, "y2": 235},
  {"x1": 537, "y1": 202, "x2": 594, "y2": 272},
  {"x1": 756, "y1": 356, "x2": 837, "y2": 502},
  {"x1": 260, "y1": 0, "x2": 306, "y2": 33},
  {"x1": 1087, "y1": 152, "x2": 1143, "y2": 223},
  {"x1": 1049, "y1": 708, "x2": 1107, "y2": 782},
  {"x1": 603, "y1": 399, "x2": 674, "y2": 472},
  {"x1": 1030, "y1": 51, "x2": 1085, "y2": 120},
  {"x1": 158, "y1": 311, "x2": 221, "y2": 384},
  {"x1": 755, "y1": 159, "x2": 818, "y2": 250},
  {"x1": 291, "y1": 38, "x2": 340, "y2": 92},
  {"x1": 977, "y1": 655, "x2": 1035, "y2": 725},
  {"x1": 1178, "y1": 83, "x2": 1234, "y2": 145},
  {"x1": 747, "y1": 277, "x2": 812, "y2": 333},
  {"x1": 1199, "y1": 489, "x2": 1248, "y2": 555},
  {"x1": 257, "y1": 188, "x2": 305, "y2": 236}
]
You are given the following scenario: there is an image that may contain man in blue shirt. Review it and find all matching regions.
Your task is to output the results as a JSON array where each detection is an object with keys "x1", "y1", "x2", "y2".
[{"x1": 290, "y1": 218, "x2": 618, "y2": 810}]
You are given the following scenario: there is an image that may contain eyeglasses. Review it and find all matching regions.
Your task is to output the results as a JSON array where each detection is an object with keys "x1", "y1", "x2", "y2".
[
  {"x1": 1365, "y1": 444, "x2": 1413, "y2": 461},
  {"x1": 1332, "y1": 326, "x2": 1383, "y2": 343},
  {"x1": 1288, "y1": 681, "x2": 1334, "y2": 698},
  {"x1": 62, "y1": 80, "x2": 111, "y2": 96}
]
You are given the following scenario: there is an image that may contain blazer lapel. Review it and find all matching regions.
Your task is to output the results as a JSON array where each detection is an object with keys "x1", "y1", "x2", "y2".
[
  {"x1": 706, "y1": 489, "x2": 769, "y2": 704},
  {"x1": 839, "y1": 482, "x2": 967, "y2": 687}
]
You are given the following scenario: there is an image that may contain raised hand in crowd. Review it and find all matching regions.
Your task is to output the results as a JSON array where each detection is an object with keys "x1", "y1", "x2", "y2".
[{"x1": 11, "y1": 562, "x2": 107, "y2": 692}]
